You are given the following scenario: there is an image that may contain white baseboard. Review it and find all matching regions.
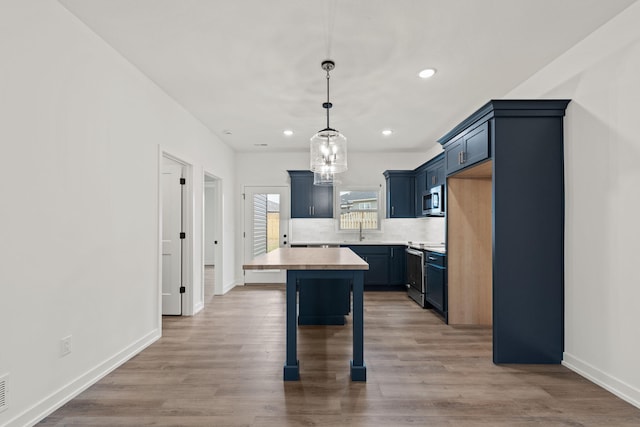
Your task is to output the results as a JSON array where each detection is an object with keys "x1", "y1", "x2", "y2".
[
  {"x1": 221, "y1": 280, "x2": 239, "y2": 295},
  {"x1": 10, "y1": 329, "x2": 161, "y2": 427},
  {"x1": 563, "y1": 352, "x2": 640, "y2": 409},
  {"x1": 193, "y1": 301, "x2": 204, "y2": 314}
]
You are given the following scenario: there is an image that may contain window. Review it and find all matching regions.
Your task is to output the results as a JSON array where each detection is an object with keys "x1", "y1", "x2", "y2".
[
  {"x1": 252, "y1": 193, "x2": 280, "y2": 257},
  {"x1": 338, "y1": 189, "x2": 380, "y2": 230}
]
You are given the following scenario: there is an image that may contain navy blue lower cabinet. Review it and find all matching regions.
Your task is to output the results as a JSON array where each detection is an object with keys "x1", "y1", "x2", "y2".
[
  {"x1": 298, "y1": 278, "x2": 350, "y2": 325},
  {"x1": 346, "y1": 245, "x2": 409, "y2": 290},
  {"x1": 347, "y1": 245, "x2": 389, "y2": 287},
  {"x1": 340, "y1": 245, "x2": 409, "y2": 290},
  {"x1": 388, "y1": 246, "x2": 406, "y2": 286},
  {"x1": 425, "y1": 252, "x2": 446, "y2": 318}
]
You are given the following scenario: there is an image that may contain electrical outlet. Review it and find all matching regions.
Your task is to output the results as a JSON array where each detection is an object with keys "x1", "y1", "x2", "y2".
[{"x1": 60, "y1": 335, "x2": 72, "y2": 357}]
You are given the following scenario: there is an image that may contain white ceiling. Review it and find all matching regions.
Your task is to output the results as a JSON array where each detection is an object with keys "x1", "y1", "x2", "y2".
[{"x1": 59, "y1": 0, "x2": 636, "y2": 154}]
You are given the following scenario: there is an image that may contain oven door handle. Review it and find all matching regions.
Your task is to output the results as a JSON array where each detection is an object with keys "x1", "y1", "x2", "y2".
[{"x1": 406, "y1": 248, "x2": 424, "y2": 258}]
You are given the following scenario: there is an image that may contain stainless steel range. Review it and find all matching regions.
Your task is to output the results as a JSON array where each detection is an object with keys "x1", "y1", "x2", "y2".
[
  {"x1": 406, "y1": 247, "x2": 425, "y2": 306},
  {"x1": 406, "y1": 241, "x2": 445, "y2": 307}
]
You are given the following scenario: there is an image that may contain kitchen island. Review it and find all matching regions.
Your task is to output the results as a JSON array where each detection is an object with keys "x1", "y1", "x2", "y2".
[{"x1": 243, "y1": 247, "x2": 369, "y2": 381}]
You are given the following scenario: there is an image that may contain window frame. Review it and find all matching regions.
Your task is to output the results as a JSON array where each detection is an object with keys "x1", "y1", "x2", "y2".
[{"x1": 335, "y1": 186, "x2": 382, "y2": 232}]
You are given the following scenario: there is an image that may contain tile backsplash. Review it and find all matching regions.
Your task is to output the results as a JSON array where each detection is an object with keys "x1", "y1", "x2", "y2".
[{"x1": 290, "y1": 217, "x2": 445, "y2": 244}]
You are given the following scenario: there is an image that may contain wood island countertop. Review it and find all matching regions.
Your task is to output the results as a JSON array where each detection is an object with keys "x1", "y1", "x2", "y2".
[{"x1": 243, "y1": 247, "x2": 369, "y2": 271}]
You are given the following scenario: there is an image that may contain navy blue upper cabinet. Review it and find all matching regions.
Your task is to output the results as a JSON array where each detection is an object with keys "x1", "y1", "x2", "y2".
[
  {"x1": 288, "y1": 170, "x2": 333, "y2": 218},
  {"x1": 413, "y1": 153, "x2": 445, "y2": 217},
  {"x1": 414, "y1": 165, "x2": 428, "y2": 217},
  {"x1": 383, "y1": 171, "x2": 415, "y2": 218},
  {"x1": 426, "y1": 158, "x2": 445, "y2": 188},
  {"x1": 444, "y1": 122, "x2": 489, "y2": 175}
]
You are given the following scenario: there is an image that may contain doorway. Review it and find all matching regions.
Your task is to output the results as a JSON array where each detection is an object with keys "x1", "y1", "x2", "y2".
[
  {"x1": 243, "y1": 186, "x2": 289, "y2": 284},
  {"x1": 160, "y1": 154, "x2": 193, "y2": 316},
  {"x1": 203, "y1": 173, "x2": 222, "y2": 301}
]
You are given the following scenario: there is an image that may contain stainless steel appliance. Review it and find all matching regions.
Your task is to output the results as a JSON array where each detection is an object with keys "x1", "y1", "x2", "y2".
[
  {"x1": 422, "y1": 184, "x2": 445, "y2": 216},
  {"x1": 406, "y1": 247, "x2": 426, "y2": 307}
]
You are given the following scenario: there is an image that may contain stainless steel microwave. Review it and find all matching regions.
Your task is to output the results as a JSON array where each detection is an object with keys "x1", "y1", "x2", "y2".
[{"x1": 422, "y1": 185, "x2": 445, "y2": 216}]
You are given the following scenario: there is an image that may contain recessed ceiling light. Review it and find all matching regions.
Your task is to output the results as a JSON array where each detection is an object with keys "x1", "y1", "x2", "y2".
[
  {"x1": 283, "y1": 129, "x2": 294, "y2": 136},
  {"x1": 382, "y1": 129, "x2": 393, "y2": 136},
  {"x1": 418, "y1": 68, "x2": 436, "y2": 79}
]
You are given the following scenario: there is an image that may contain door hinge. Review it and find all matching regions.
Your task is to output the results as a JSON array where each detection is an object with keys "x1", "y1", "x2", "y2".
[
  {"x1": 242, "y1": 193, "x2": 245, "y2": 200},
  {"x1": 179, "y1": 286, "x2": 186, "y2": 293},
  {"x1": 243, "y1": 231, "x2": 246, "y2": 238},
  {"x1": 180, "y1": 178, "x2": 186, "y2": 185},
  {"x1": 180, "y1": 232, "x2": 186, "y2": 239}
]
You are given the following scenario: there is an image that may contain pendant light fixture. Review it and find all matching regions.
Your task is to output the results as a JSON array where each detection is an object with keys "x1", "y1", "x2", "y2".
[
  {"x1": 310, "y1": 60, "x2": 347, "y2": 182},
  {"x1": 313, "y1": 170, "x2": 341, "y2": 186}
]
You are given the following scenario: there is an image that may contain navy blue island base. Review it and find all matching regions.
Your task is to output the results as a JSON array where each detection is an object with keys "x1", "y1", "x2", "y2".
[
  {"x1": 242, "y1": 247, "x2": 368, "y2": 382},
  {"x1": 284, "y1": 269, "x2": 366, "y2": 381}
]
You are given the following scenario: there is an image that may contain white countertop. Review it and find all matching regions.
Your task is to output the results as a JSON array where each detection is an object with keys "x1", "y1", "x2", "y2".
[
  {"x1": 289, "y1": 241, "x2": 446, "y2": 254},
  {"x1": 290, "y1": 241, "x2": 408, "y2": 246}
]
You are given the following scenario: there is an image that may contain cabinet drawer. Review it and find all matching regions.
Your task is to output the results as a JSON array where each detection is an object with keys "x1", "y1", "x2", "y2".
[{"x1": 426, "y1": 251, "x2": 446, "y2": 267}]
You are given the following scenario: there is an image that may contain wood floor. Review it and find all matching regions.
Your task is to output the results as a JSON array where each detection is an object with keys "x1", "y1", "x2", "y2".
[{"x1": 39, "y1": 286, "x2": 640, "y2": 426}]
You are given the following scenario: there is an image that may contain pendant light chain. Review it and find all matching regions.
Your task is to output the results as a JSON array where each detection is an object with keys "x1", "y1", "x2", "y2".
[{"x1": 326, "y1": 69, "x2": 331, "y2": 129}]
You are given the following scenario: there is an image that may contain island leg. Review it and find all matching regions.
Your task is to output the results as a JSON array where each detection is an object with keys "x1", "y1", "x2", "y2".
[
  {"x1": 350, "y1": 270, "x2": 367, "y2": 381},
  {"x1": 284, "y1": 270, "x2": 299, "y2": 380}
]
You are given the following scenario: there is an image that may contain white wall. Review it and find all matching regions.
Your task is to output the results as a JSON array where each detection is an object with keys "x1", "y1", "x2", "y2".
[
  {"x1": 234, "y1": 149, "x2": 444, "y2": 279},
  {"x1": 506, "y1": 1, "x2": 640, "y2": 408},
  {"x1": 0, "y1": 1, "x2": 237, "y2": 425}
]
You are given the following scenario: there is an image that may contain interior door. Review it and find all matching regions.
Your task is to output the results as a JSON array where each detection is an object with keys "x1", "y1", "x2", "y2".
[
  {"x1": 162, "y1": 163, "x2": 183, "y2": 314},
  {"x1": 244, "y1": 186, "x2": 289, "y2": 283}
]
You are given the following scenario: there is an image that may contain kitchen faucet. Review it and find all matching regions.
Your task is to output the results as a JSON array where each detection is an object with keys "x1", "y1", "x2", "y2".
[{"x1": 359, "y1": 221, "x2": 365, "y2": 241}]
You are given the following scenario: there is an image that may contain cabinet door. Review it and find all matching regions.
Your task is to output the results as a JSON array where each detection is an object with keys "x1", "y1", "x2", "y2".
[
  {"x1": 348, "y1": 245, "x2": 390, "y2": 286},
  {"x1": 311, "y1": 184, "x2": 333, "y2": 218},
  {"x1": 387, "y1": 174, "x2": 414, "y2": 218},
  {"x1": 426, "y1": 168, "x2": 437, "y2": 189},
  {"x1": 389, "y1": 246, "x2": 406, "y2": 285},
  {"x1": 444, "y1": 122, "x2": 489, "y2": 175},
  {"x1": 426, "y1": 263, "x2": 446, "y2": 312},
  {"x1": 463, "y1": 122, "x2": 489, "y2": 167},
  {"x1": 290, "y1": 173, "x2": 313, "y2": 218},
  {"x1": 364, "y1": 254, "x2": 390, "y2": 285},
  {"x1": 445, "y1": 137, "x2": 465, "y2": 175},
  {"x1": 434, "y1": 161, "x2": 445, "y2": 187},
  {"x1": 426, "y1": 159, "x2": 445, "y2": 188},
  {"x1": 414, "y1": 168, "x2": 427, "y2": 217},
  {"x1": 289, "y1": 171, "x2": 333, "y2": 218}
]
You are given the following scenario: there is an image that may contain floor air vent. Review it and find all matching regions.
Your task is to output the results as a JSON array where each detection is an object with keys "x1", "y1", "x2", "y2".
[{"x1": 0, "y1": 373, "x2": 7, "y2": 413}]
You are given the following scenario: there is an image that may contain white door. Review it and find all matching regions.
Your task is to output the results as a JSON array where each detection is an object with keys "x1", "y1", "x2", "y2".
[
  {"x1": 162, "y1": 164, "x2": 183, "y2": 314},
  {"x1": 244, "y1": 186, "x2": 289, "y2": 283}
]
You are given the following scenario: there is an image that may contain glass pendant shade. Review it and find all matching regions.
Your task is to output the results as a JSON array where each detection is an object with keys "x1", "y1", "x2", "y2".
[
  {"x1": 313, "y1": 170, "x2": 341, "y2": 186},
  {"x1": 310, "y1": 128, "x2": 348, "y2": 174}
]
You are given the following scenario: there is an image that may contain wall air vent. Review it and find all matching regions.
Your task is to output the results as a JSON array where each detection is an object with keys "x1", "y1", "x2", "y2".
[{"x1": 0, "y1": 373, "x2": 7, "y2": 413}]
